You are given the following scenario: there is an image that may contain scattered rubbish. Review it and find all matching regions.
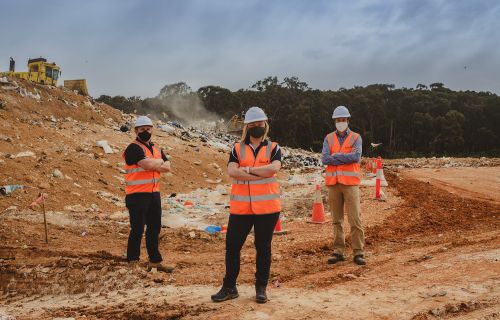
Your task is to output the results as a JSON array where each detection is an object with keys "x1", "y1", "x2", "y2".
[
  {"x1": 188, "y1": 231, "x2": 196, "y2": 238},
  {"x1": 0, "y1": 184, "x2": 24, "y2": 195},
  {"x1": 120, "y1": 123, "x2": 131, "y2": 132},
  {"x1": 158, "y1": 124, "x2": 176, "y2": 133},
  {"x1": 204, "y1": 225, "x2": 222, "y2": 234},
  {"x1": 281, "y1": 147, "x2": 321, "y2": 168},
  {"x1": 81, "y1": 231, "x2": 87, "y2": 237},
  {"x1": 96, "y1": 140, "x2": 114, "y2": 154},
  {"x1": 184, "y1": 201, "x2": 194, "y2": 206}
]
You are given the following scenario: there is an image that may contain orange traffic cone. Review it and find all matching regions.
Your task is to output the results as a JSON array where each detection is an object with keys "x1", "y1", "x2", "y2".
[
  {"x1": 308, "y1": 185, "x2": 330, "y2": 224},
  {"x1": 274, "y1": 216, "x2": 288, "y2": 235}
]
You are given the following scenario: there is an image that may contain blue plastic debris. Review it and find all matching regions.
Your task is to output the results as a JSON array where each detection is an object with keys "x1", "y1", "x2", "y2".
[{"x1": 204, "y1": 225, "x2": 222, "y2": 234}]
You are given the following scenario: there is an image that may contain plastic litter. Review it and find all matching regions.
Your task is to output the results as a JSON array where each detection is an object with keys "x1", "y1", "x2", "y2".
[
  {"x1": 204, "y1": 225, "x2": 222, "y2": 234},
  {"x1": 0, "y1": 185, "x2": 24, "y2": 196}
]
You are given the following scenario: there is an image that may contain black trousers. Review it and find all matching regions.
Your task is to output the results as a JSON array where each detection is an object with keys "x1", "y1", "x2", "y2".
[
  {"x1": 125, "y1": 192, "x2": 163, "y2": 263},
  {"x1": 223, "y1": 212, "x2": 280, "y2": 288}
]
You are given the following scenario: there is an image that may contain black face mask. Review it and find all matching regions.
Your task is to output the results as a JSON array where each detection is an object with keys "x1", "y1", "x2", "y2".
[
  {"x1": 138, "y1": 131, "x2": 151, "y2": 142},
  {"x1": 248, "y1": 126, "x2": 265, "y2": 138}
]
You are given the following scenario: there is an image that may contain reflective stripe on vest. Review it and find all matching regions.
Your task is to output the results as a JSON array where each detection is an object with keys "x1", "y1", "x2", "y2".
[
  {"x1": 230, "y1": 194, "x2": 281, "y2": 202},
  {"x1": 325, "y1": 171, "x2": 360, "y2": 177},
  {"x1": 232, "y1": 177, "x2": 278, "y2": 185},
  {"x1": 325, "y1": 131, "x2": 361, "y2": 186},
  {"x1": 230, "y1": 140, "x2": 281, "y2": 215},
  {"x1": 122, "y1": 141, "x2": 162, "y2": 194},
  {"x1": 126, "y1": 167, "x2": 145, "y2": 174},
  {"x1": 126, "y1": 178, "x2": 161, "y2": 186}
]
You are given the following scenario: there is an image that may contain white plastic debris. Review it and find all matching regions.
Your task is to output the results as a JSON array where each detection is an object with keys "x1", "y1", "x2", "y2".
[{"x1": 96, "y1": 140, "x2": 114, "y2": 154}]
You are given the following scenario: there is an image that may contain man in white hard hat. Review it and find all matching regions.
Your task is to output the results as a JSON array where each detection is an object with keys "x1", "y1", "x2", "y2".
[
  {"x1": 321, "y1": 106, "x2": 366, "y2": 266},
  {"x1": 122, "y1": 116, "x2": 173, "y2": 272}
]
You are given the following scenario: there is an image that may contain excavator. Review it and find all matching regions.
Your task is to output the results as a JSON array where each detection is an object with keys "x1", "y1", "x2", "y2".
[
  {"x1": 226, "y1": 114, "x2": 244, "y2": 135},
  {"x1": 1, "y1": 57, "x2": 88, "y2": 95}
]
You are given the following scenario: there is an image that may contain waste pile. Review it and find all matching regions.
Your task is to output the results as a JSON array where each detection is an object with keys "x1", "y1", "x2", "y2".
[{"x1": 383, "y1": 157, "x2": 500, "y2": 169}]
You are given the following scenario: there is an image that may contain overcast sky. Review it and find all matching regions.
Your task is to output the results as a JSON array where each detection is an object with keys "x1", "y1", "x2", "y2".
[{"x1": 1, "y1": 0, "x2": 499, "y2": 97}]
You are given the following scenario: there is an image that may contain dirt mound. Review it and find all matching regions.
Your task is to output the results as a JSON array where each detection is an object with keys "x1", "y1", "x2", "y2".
[
  {"x1": 0, "y1": 76, "x2": 231, "y2": 215},
  {"x1": 368, "y1": 172, "x2": 500, "y2": 244}
]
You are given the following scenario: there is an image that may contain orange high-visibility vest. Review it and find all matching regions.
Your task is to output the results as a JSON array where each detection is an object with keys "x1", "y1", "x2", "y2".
[
  {"x1": 325, "y1": 131, "x2": 361, "y2": 186},
  {"x1": 122, "y1": 141, "x2": 162, "y2": 195},
  {"x1": 230, "y1": 141, "x2": 281, "y2": 215}
]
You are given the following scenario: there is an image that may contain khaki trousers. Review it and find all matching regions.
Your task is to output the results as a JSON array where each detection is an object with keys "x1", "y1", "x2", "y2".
[{"x1": 328, "y1": 184, "x2": 365, "y2": 256}]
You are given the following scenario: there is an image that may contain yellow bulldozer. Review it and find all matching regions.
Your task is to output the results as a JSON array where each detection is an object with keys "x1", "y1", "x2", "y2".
[{"x1": 1, "y1": 57, "x2": 88, "y2": 95}]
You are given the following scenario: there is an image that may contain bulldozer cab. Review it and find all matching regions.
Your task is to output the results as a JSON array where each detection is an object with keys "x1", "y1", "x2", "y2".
[{"x1": 25, "y1": 58, "x2": 60, "y2": 85}]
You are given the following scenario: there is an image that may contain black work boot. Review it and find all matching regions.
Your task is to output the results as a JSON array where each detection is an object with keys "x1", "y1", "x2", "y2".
[
  {"x1": 353, "y1": 255, "x2": 366, "y2": 265},
  {"x1": 255, "y1": 285, "x2": 268, "y2": 304},
  {"x1": 211, "y1": 286, "x2": 239, "y2": 302},
  {"x1": 327, "y1": 253, "x2": 346, "y2": 264}
]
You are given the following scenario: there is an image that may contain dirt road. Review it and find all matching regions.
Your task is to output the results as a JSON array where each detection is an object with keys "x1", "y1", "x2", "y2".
[
  {"x1": 403, "y1": 167, "x2": 500, "y2": 204},
  {"x1": 1, "y1": 170, "x2": 499, "y2": 319}
]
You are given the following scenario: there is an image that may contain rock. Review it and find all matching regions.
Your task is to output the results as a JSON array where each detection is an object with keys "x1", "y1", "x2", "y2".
[
  {"x1": 117, "y1": 268, "x2": 127, "y2": 275},
  {"x1": 64, "y1": 204, "x2": 86, "y2": 212},
  {"x1": 39, "y1": 182, "x2": 50, "y2": 189},
  {"x1": 188, "y1": 231, "x2": 196, "y2": 239},
  {"x1": 205, "y1": 178, "x2": 222, "y2": 184},
  {"x1": 4, "y1": 206, "x2": 17, "y2": 212},
  {"x1": 88, "y1": 203, "x2": 100, "y2": 212},
  {"x1": 15, "y1": 151, "x2": 35, "y2": 158},
  {"x1": 211, "y1": 163, "x2": 221, "y2": 170},
  {"x1": 430, "y1": 308, "x2": 443, "y2": 316},
  {"x1": 52, "y1": 169, "x2": 64, "y2": 179}
]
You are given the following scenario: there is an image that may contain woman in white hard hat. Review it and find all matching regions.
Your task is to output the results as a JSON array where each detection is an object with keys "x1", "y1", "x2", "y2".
[
  {"x1": 321, "y1": 106, "x2": 366, "y2": 266},
  {"x1": 211, "y1": 106, "x2": 282, "y2": 304},
  {"x1": 122, "y1": 116, "x2": 174, "y2": 272}
]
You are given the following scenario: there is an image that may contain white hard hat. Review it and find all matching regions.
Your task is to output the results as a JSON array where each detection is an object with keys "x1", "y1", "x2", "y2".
[
  {"x1": 134, "y1": 116, "x2": 153, "y2": 128},
  {"x1": 332, "y1": 105, "x2": 351, "y2": 119},
  {"x1": 244, "y1": 106, "x2": 268, "y2": 124}
]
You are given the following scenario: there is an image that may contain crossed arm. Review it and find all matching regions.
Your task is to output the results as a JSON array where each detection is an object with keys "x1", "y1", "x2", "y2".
[
  {"x1": 227, "y1": 161, "x2": 281, "y2": 181},
  {"x1": 138, "y1": 158, "x2": 171, "y2": 173}
]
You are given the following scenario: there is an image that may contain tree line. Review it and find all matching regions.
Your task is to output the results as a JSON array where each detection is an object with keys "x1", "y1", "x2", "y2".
[{"x1": 97, "y1": 77, "x2": 500, "y2": 157}]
